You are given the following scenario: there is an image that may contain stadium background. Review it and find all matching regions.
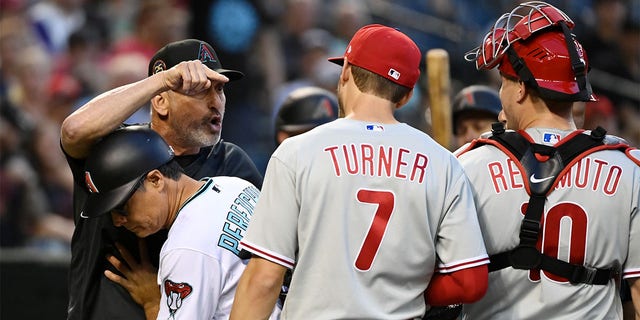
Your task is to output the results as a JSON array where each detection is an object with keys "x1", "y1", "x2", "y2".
[{"x1": 1, "y1": 0, "x2": 638, "y2": 318}]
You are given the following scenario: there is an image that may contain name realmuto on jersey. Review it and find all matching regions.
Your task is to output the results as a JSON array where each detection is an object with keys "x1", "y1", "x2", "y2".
[
  {"x1": 218, "y1": 185, "x2": 260, "y2": 256},
  {"x1": 323, "y1": 143, "x2": 429, "y2": 183},
  {"x1": 487, "y1": 156, "x2": 622, "y2": 195}
]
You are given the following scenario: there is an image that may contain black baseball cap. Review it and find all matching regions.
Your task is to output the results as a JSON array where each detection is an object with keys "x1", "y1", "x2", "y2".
[
  {"x1": 148, "y1": 39, "x2": 244, "y2": 81},
  {"x1": 81, "y1": 125, "x2": 175, "y2": 219}
]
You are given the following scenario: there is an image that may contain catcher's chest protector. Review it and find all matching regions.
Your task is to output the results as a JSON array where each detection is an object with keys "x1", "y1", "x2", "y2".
[{"x1": 466, "y1": 124, "x2": 631, "y2": 285}]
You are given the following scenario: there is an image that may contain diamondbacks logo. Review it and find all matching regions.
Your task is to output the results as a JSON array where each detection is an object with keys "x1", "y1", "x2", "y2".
[
  {"x1": 84, "y1": 171, "x2": 99, "y2": 193},
  {"x1": 164, "y1": 280, "x2": 192, "y2": 319},
  {"x1": 311, "y1": 98, "x2": 335, "y2": 119},
  {"x1": 198, "y1": 43, "x2": 217, "y2": 65}
]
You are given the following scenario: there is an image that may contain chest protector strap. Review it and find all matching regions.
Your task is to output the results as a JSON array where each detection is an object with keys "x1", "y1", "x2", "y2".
[{"x1": 483, "y1": 124, "x2": 619, "y2": 285}]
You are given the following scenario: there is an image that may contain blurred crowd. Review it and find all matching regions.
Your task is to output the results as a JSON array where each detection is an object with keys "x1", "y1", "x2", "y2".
[{"x1": 1, "y1": 0, "x2": 638, "y2": 254}]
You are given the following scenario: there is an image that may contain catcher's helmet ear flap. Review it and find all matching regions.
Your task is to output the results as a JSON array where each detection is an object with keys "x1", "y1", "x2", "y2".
[
  {"x1": 274, "y1": 86, "x2": 339, "y2": 144},
  {"x1": 452, "y1": 85, "x2": 502, "y2": 134},
  {"x1": 81, "y1": 125, "x2": 174, "y2": 218}
]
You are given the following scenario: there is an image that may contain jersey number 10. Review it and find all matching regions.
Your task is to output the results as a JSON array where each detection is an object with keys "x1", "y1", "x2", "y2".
[{"x1": 523, "y1": 202, "x2": 588, "y2": 283}]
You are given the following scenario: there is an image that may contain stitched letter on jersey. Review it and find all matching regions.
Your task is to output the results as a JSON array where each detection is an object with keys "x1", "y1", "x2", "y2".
[{"x1": 323, "y1": 143, "x2": 429, "y2": 183}]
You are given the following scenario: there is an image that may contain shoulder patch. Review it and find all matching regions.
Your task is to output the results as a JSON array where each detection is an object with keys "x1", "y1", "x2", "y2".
[{"x1": 164, "y1": 280, "x2": 193, "y2": 317}]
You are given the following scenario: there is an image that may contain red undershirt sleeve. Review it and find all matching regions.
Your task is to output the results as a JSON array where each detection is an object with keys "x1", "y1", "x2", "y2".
[{"x1": 424, "y1": 264, "x2": 488, "y2": 306}]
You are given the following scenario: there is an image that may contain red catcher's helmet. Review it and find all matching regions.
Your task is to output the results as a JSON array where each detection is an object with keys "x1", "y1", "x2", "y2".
[{"x1": 464, "y1": 1, "x2": 596, "y2": 102}]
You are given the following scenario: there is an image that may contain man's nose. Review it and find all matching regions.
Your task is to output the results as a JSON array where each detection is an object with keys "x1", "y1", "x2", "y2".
[{"x1": 111, "y1": 212, "x2": 127, "y2": 227}]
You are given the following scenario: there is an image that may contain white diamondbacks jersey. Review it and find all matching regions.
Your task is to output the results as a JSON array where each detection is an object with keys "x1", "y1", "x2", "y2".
[
  {"x1": 457, "y1": 128, "x2": 640, "y2": 320},
  {"x1": 157, "y1": 177, "x2": 279, "y2": 320},
  {"x1": 240, "y1": 119, "x2": 488, "y2": 319}
]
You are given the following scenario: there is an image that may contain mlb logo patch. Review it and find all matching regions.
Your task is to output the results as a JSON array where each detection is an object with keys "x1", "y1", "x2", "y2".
[
  {"x1": 366, "y1": 124, "x2": 384, "y2": 132},
  {"x1": 543, "y1": 133, "x2": 560, "y2": 144},
  {"x1": 388, "y1": 69, "x2": 400, "y2": 80}
]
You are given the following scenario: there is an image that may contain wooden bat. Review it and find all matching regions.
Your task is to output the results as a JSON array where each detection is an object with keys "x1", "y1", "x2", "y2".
[{"x1": 426, "y1": 49, "x2": 453, "y2": 150}]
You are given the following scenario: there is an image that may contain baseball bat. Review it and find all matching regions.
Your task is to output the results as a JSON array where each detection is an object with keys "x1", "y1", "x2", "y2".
[{"x1": 426, "y1": 49, "x2": 453, "y2": 150}]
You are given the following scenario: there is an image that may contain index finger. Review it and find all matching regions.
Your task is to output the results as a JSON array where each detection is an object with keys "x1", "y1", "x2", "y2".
[{"x1": 203, "y1": 67, "x2": 230, "y2": 84}]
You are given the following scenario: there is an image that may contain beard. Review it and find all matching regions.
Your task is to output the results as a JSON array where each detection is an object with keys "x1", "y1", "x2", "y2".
[{"x1": 171, "y1": 115, "x2": 221, "y2": 148}]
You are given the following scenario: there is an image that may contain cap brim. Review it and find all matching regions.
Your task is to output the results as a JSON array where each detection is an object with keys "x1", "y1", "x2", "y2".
[
  {"x1": 327, "y1": 57, "x2": 344, "y2": 66},
  {"x1": 80, "y1": 177, "x2": 141, "y2": 219},
  {"x1": 216, "y1": 68, "x2": 244, "y2": 81},
  {"x1": 279, "y1": 123, "x2": 317, "y2": 132}
]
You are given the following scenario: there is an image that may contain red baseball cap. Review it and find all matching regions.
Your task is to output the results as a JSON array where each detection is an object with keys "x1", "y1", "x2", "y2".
[{"x1": 328, "y1": 24, "x2": 421, "y2": 88}]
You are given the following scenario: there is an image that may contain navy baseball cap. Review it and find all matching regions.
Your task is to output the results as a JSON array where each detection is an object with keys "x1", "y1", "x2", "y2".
[{"x1": 148, "y1": 39, "x2": 244, "y2": 80}]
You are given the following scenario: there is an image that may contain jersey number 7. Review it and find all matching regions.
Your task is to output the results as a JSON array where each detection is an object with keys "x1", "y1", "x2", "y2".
[{"x1": 355, "y1": 189, "x2": 395, "y2": 271}]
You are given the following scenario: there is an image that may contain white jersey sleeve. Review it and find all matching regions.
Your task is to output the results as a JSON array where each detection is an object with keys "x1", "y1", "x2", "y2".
[
  {"x1": 623, "y1": 148, "x2": 640, "y2": 280},
  {"x1": 433, "y1": 170, "x2": 490, "y2": 273},
  {"x1": 239, "y1": 155, "x2": 297, "y2": 268},
  {"x1": 157, "y1": 249, "x2": 224, "y2": 320}
]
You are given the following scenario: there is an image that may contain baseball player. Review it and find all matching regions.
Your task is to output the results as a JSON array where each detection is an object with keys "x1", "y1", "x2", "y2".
[
  {"x1": 79, "y1": 126, "x2": 279, "y2": 319},
  {"x1": 60, "y1": 39, "x2": 263, "y2": 319},
  {"x1": 452, "y1": 85, "x2": 502, "y2": 148},
  {"x1": 273, "y1": 86, "x2": 339, "y2": 146},
  {"x1": 230, "y1": 24, "x2": 489, "y2": 319},
  {"x1": 457, "y1": 2, "x2": 640, "y2": 319}
]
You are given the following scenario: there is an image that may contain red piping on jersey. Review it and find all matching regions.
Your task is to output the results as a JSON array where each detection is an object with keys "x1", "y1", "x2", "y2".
[
  {"x1": 625, "y1": 148, "x2": 640, "y2": 166},
  {"x1": 623, "y1": 270, "x2": 640, "y2": 279},
  {"x1": 239, "y1": 241, "x2": 294, "y2": 269},
  {"x1": 435, "y1": 256, "x2": 490, "y2": 273}
]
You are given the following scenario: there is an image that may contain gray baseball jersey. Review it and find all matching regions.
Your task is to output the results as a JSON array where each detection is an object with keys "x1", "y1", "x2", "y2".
[
  {"x1": 157, "y1": 177, "x2": 279, "y2": 320},
  {"x1": 457, "y1": 128, "x2": 640, "y2": 320},
  {"x1": 240, "y1": 118, "x2": 488, "y2": 319}
]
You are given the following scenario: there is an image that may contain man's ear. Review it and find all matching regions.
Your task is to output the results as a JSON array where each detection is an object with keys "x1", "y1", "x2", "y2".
[
  {"x1": 517, "y1": 81, "x2": 527, "y2": 102},
  {"x1": 145, "y1": 169, "x2": 165, "y2": 190},
  {"x1": 340, "y1": 60, "x2": 350, "y2": 83},
  {"x1": 151, "y1": 93, "x2": 169, "y2": 117},
  {"x1": 396, "y1": 89, "x2": 414, "y2": 109}
]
